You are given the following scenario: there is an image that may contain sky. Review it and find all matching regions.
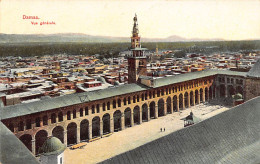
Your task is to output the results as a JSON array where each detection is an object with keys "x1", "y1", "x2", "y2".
[{"x1": 0, "y1": 0, "x2": 260, "y2": 40}]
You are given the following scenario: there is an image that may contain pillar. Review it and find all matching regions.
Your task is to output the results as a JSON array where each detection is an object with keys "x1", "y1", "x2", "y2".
[
  {"x1": 64, "y1": 130, "x2": 67, "y2": 146},
  {"x1": 32, "y1": 137, "x2": 36, "y2": 155},
  {"x1": 139, "y1": 110, "x2": 142, "y2": 124},
  {"x1": 63, "y1": 112, "x2": 67, "y2": 121},
  {"x1": 198, "y1": 93, "x2": 201, "y2": 104},
  {"x1": 110, "y1": 118, "x2": 114, "y2": 133},
  {"x1": 170, "y1": 99, "x2": 174, "y2": 114},
  {"x1": 192, "y1": 94, "x2": 196, "y2": 106},
  {"x1": 77, "y1": 127, "x2": 80, "y2": 143},
  {"x1": 176, "y1": 98, "x2": 180, "y2": 112},
  {"x1": 155, "y1": 105, "x2": 158, "y2": 118},
  {"x1": 89, "y1": 125, "x2": 92, "y2": 139},
  {"x1": 100, "y1": 121, "x2": 103, "y2": 137},
  {"x1": 187, "y1": 94, "x2": 190, "y2": 108},
  {"x1": 202, "y1": 90, "x2": 205, "y2": 102},
  {"x1": 121, "y1": 116, "x2": 125, "y2": 130},
  {"x1": 147, "y1": 107, "x2": 151, "y2": 121},
  {"x1": 131, "y1": 113, "x2": 134, "y2": 126},
  {"x1": 40, "y1": 118, "x2": 43, "y2": 127},
  {"x1": 48, "y1": 115, "x2": 51, "y2": 125},
  {"x1": 164, "y1": 103, "x2": 167, "y2": 116}
]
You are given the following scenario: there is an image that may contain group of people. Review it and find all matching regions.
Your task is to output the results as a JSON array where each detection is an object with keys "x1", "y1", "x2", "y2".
[{"x1": 160, "y1": 128, "x2": 166, "y2": 132}]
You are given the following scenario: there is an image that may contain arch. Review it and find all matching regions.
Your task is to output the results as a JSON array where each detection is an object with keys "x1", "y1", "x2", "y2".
[
  {"x1": 167, "y1": 97, "x2": 172, "y2": 114},
  {"x1": 133, "y1": 105, "x2": 140, "y2": 124},
  {"x1": 20, "y1": 134, "x2": 32, "y2": 152},
  {"x1": 195, "y1": 90, "x2": 199, "y2": 104},
  {"x1": 190, "y1": 91, "x2": 194, "y2": 106},
  {"x1": 67, "y1": 122, "x2": 77, "y2": 145},
  {"x1": 124, "y1": 108, "x2": 131, "y2": 128},
  {"x1": 236, "y1": 86, "x2": 243, "y2": 95},
  {"x1": 158, "y1": 99, "x2": 165, "y2": 117},
  {"x1": 142, "y1": 103, "x2": 148, "y2": 121},
  {"x1": 80, "y1": 119, "x2": 89, "y2": 141},
  {"x1": 179, "y1": 94, "x2": 183, "y2": 110},
  {"x1": 113, "y1": 110, "x2": 122, "y2": 132},
  {"x1": 102, "y1": 114, "x2": 110, "y2": 134},
  {"x1": 173, "y1": 95, "x2": 178, "y2": 112},
  {"x1": 205, "y1": 87, "x2": 209, "y2": 101},
  {"x1": 35, "y1": 130, "x2": 48, "y2": 154},
  {"x1": 219, "y1": 84, "x2": 226, "y2": 97},
  {"x1": 184, "y1": 92, "x2": 189, "y2": 108},
  {"x1": 149, "y1": 101, "x2": 155, "y2": 119},
  {"x1": 200, "y1": 88, "x2": 203, "y2": 103},
  {"x1": 52, "y1": 126, "x2": 64, "y2": 143},
  {"x1": 92, "y1": 116, "x2": 100, "y2": 138}
]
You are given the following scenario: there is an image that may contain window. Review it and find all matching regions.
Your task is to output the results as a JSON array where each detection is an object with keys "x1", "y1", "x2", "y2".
[
  {"x1": 107, "y1": 102, "x2": 110, "y2": 110},
  {"x1": 113, "y1": 100, "x2": 116, "y2": 108},
  {"x1": 51, "y1": 113, "x2": 56, "y2": 123},
  {"x1": 43, "y1": 116, "x2": 48, "y2": 126},
  {"x1": 67, "y1": 111, "x2": 71, "y2": 120},
  {"x1": 103, "y1": 103, "x2": 106, "y2": 111},
  {"x1": 58, "y1": 112, "x2": 63, "y2": 122},
  {"x1": 80, "y1": 108, "x2": 83, "y2": 117},
  {"x1": 85, "y1": 107, "x2": 89, "y2": 115},
  {"x1": 117, "y1": 99, "x2": 121, "y2": 107},
  {"x1": 26, "y1": 119, "x2": 32, "y2": 129},
  {"x1": 73, "y1": 109, "x2": 77, "y2": 118},
  {"x1": 96, "y1": 104, "x2": 100, "y2": 113},
  {"x1": 18, "y1": 121, "x2": 24, "y2": 131},
  {"x1": 60, "y1": 157, "x2": 62, "y2": 164},
  {"x1": 92, "y1": 105, "x2": 95, "y2": 114},
  {"x1": 128, "y1": 97, "x2": 131, "y2": 104},
  {"x1": 124, "y1": 98, "x2": 127, "y2": 105},
  {"x1": 35, "y1": 117, "x2": 41, "y2": 127}
]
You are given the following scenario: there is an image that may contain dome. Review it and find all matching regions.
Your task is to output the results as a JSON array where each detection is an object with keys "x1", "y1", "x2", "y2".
[
  {"x1": 39, "y1": 137, "x2": 66, "y2": 156},
  {"x1": 96, "y1": 77, "x2": 106, "y2": 84},
  {"x1": 232, "y1": 93, "x2": 243, "y2": 101}
]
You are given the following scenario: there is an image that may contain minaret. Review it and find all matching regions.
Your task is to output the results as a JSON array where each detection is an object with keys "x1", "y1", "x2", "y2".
[{"x1": 128, "y1": 14, "x2": 148, "y2": 83}]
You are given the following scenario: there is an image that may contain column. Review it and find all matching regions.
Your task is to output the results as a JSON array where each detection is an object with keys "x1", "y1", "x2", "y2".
[
  {"x1": 192, "y1": 94, "x2": 196, "y2": 106},
  {"x1": 202, "y1": 90, "x2": 205, "y2": 102},
  {"x1": 131, "y1": 113, "x2": 134, "y2": 126},
  {"x1": 121, "y1": 116, "x2": 125, "y2": 130},
  {"x1": 40, "y1": 118, "x2": 43, "y2": 127},
  {"x1": 63, "y1": 112, "x2": 67, "y2": 121},
  {"x1": 155, "y1": 105, "x2": 158, "y2": 118},
  {"x1": 77, "y1": 127, "x2": 80, "y2": 143},
  {"x1": 176, "y1": 98, "x2": 180, "y2": 112},
  {"x1": 48, "y1": 114, "x2": 51, "y2": 125},
  {"x1": 139, "y1": 110, "x2": 142, "y2": 124},
  {"x1": 187, "y1": 94, "x2": 190, "y2": 108},
  {"x1": 32, "y1": 135, "x2": 36, "y2": 155},
  {"x1": 64, "y1": 130, "x2": 67, "y2": 146},
  {"x1": 170, "y1": 99, "x2": 174, "y2": 114},
  {"x1": 182, "y1": 96, "x2": 185, "y2": 110},
  {"x1": 147, "y1": 107, "x2": 151, "y2": 121},
  {"x1": 225, "y1": 86, "x2": 228, "y2": 98},
  {"x1": 100, "y1": 121, "x2": 103, "y2": 137},
  {"x1": 198, "y1": 93, "x2": 201, "y2": 104},
  {"x1": 164, "y1": 103, "x2": 167, "y2": 116},
  {"x1": 110, "y1": 118, "x2": 114, "y2": 133},
  {"x1": 89, "y1": 125, "x2": 92, "y2": 139}
]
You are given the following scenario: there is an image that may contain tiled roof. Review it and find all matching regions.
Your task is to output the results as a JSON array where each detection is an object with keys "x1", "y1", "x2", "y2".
[{"x1": 101, "y1": 96, "x2": 260, "y2": 164}]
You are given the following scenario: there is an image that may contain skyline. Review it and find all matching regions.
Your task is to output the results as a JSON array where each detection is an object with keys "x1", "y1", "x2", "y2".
[{"x1": 0, "y1": 0, "x2": 260, "y2": 41}]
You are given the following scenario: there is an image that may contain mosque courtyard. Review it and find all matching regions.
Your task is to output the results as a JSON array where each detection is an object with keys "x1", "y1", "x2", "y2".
[{"x1": 64, "y1": 99, "x2": 231, "y2": 164}]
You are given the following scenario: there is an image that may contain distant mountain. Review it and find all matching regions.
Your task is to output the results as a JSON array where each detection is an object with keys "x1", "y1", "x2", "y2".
[{"x1": 0, "y1": 33, "x2": 224, "y2": 43}]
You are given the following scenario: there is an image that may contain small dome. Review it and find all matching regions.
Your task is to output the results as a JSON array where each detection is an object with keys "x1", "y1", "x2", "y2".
[
  {"x1": 232, "y1": 93, "x2": 243, "y2": 101},
  {"x1": 39, "y1": 137, "x2": 66, "y2": 156}
]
